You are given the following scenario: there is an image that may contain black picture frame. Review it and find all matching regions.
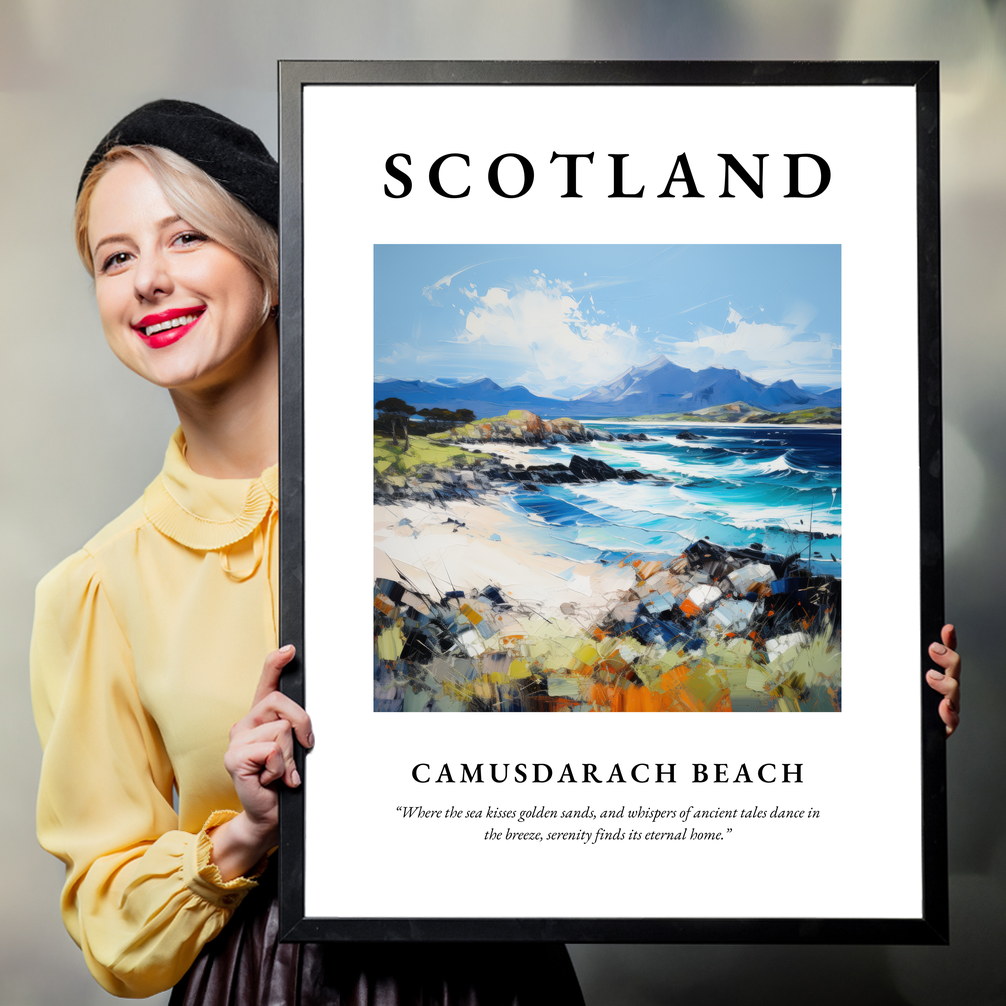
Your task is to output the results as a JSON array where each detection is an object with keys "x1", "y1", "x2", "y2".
[{"x1": 277, "y1": 60, "x2": 945, "y2": 944}]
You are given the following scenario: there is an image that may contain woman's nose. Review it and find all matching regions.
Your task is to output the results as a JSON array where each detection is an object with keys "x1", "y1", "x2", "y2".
[{"x1": 133, "y1": 249, "x2": 173, "y2": 302}]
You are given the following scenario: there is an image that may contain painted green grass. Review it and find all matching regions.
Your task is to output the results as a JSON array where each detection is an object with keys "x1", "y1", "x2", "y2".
[{"x1": 374, "y1": 434, "x2": 492, "y2": 478}]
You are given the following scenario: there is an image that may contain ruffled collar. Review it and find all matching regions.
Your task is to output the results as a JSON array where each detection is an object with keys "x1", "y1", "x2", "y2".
[{"x1": 143, "y1": 428, "x2": 278, "y2": 551}]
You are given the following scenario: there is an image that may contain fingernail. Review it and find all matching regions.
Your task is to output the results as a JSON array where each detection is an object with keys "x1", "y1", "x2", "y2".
[
  {"x1": 931, "y1": 643, "x2": 947, "y2": 654},
  {"x1": 280, "y1": 644, "x2": 295, "y2": 654},
  {"x1": 307, "y1": 732, "x2": 315, "y2": 748},
  {"x1": 292, "y1": 768, "x2": 301, "y2": 787},
  {"x1": 928, "y1": 669, "x2": 944, "y2": 679}
]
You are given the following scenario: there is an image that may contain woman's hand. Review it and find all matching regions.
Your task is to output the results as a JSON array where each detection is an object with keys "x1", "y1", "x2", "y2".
[
  {"x1": 926, "y1": 624, "x2": 961, "y2": 738},
  {"x1": 209, "y1": 645, "x2": 314, "y2": 881}
]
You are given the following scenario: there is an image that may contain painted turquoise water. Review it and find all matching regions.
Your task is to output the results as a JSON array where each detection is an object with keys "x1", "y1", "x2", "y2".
[{"x1": 502, "y1": 424, "x2": 842, "y2": 576}]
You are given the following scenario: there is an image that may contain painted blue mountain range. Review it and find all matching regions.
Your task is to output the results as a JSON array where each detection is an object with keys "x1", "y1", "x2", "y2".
[{"x1": 375, "y1": 355, "x2": 841, "y2": 419}]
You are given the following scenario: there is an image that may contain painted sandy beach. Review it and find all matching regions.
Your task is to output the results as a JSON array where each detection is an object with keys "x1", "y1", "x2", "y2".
[
  {"x1": 373, "y1": 245, "x2": 842, "y2": 712},
  {"x1": 373, "y1": 415, "x2": 841, "y2": 712}
]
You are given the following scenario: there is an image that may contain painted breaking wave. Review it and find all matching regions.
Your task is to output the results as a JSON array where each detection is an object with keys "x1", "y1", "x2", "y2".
[{"x1": 504, "y1": 424, "x2": 841, "y2": 575}]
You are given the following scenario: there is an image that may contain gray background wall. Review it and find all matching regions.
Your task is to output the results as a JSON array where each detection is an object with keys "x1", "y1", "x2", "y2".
[{"x1": 1, "y1": 2, "x2": 1003, "y2": 1003}]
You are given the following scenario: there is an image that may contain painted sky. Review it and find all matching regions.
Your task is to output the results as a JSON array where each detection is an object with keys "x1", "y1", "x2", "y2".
[{"x1": 374, "y1": 245, "x2": 841, "y2": 397}]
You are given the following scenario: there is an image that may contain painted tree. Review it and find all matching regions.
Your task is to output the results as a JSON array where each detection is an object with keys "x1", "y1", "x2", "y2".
[
  {"x1": 418, "y1": 407, "x2": 457, "y2": 431},
  {"x1": 374, "y1": 397, "x2": 418, "y2": 449}
]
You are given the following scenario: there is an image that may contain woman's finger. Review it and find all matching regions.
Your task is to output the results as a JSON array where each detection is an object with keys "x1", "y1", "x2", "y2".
[
  {"x1": 252, "y1": 644, "x2": 296, "y2": 707},
  {"x1": 941, "y1": 623, "x2": 957, "y2": 653},
  {"x1": 248, "y1": 691, "x2": 313, "y2": 748},
  {"x1": 928, "y1": 641, "x2": 961, "y2": 681},
  {"x1": 257, "y1": 742, "x2": 287, "y2": 787},
  {"x1": 925, "y1": 669, "x2": 959, "y2": 704},
  {"x1": 234, "y1": 718, "x2": 300, "y2": 788},
  {"x1": 926, "y1": 668, "x2": 960, "y2": 737},
  {"x1": 224, "y1": 739, "x2": 287, "y2": 787},
  {"x1": 940, "y1": 697, "x2": 960, "y2": 737}
]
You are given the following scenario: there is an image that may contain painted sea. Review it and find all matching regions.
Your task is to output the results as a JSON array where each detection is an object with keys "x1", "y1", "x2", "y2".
[{"x1": 504, "y1": 423, "x2": 841, "y2": 576}]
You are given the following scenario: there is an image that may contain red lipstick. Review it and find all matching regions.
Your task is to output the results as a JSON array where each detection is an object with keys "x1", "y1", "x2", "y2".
[{"x1": 132, "y1": 306, "x2": 205, "y2": 349}]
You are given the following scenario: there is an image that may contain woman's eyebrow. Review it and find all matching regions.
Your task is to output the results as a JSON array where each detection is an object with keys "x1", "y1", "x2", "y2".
[
  {"x1": 92, "y1": 232, "x2": 133, "y2": 256},
  {"x1": 92, "y1": 216, "x2": 185, "y2": 257}
]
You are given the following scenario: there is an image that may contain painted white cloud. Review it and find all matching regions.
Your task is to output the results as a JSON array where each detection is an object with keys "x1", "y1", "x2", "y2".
[
  {"x1": 376, "y1": 343, "x2": 414, "y2": 367},
  {"x1": 422, "y1": 261, "x2": 497, "y2": 303},
  {"x1": 452, "y1": 275, "x2": 652, "y2": 395},
  {"x1": 659, "y1": 305, "x2": 841, "y2": 386}
]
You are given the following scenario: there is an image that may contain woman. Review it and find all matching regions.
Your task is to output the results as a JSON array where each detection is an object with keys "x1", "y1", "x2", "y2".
[
  {"x1": 33, "y1": 99, "x2": 962, "y2": 1003},
  {"x1": 31, "y1": 100, "x2": 586, "y2": 1003}
]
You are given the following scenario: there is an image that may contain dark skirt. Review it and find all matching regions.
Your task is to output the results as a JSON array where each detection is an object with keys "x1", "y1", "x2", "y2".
[{"x1": 169, "y1": 869, "x2": 585, "y2": 1006}]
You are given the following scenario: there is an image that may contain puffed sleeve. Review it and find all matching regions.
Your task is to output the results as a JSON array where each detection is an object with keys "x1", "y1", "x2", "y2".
[{"x1": 31, "y1": 549, "x2": 262, "y2": 998}]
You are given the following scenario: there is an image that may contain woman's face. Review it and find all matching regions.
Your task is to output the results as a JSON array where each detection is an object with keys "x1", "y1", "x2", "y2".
[{"x1": 87, "y1": 158, "x2": 270, "y2": 393}]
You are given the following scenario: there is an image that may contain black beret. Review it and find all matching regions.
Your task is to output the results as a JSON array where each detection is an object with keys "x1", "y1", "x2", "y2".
[{"x1": 78, "y1": 99, "x2": 278, "y2": 228}]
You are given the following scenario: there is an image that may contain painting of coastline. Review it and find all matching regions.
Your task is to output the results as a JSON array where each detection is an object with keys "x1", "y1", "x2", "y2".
[{"x1": 373, "y1": 245, "x2": 841, "y2": 713}]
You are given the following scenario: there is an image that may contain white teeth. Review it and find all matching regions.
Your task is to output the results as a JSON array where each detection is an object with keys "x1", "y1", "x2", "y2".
[{"x1": 142, "y1": 313, "x2": 199, "y2": 337}]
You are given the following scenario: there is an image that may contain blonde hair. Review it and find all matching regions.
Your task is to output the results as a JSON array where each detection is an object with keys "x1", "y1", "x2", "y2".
[{"x1": 75, "y1": 145, "x2": 278, "y2": 323}]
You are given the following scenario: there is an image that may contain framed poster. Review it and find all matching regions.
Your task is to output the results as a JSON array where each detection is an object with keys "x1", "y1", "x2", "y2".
[{"x1": 277, "y1": 61, "x2": 946, "y2": 943}]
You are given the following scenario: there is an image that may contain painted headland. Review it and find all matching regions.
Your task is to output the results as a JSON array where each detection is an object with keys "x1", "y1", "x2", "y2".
[{"x1": 373, "y1": 245, "x2": 842, "y2": 713}]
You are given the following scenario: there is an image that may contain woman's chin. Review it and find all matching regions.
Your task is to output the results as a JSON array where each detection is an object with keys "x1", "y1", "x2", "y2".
[
  {"x1": 122, "y1": 354, "x2": 218, "y2": 392},
  {"x1": 110, "y1": 323, "x2": 273, "y2": 395}
]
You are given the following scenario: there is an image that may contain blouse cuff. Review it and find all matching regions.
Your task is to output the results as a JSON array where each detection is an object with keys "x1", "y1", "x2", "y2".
[{"x1": 183, "y1": 810, "x2": 269, "y2": 909}]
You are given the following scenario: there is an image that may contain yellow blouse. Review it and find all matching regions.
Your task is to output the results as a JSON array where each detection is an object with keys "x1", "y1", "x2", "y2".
[{"x1": 31, "y1": 428, "x2": 279, "y2": 998}]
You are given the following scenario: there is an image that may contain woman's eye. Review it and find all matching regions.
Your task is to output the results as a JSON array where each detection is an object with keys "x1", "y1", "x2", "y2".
[
  {"x1": 173, "y1": 231, "x2": 208, "y2": 248},
  {"x1": 101, "y1": 251, "x2": 131, "y2": 273}
]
